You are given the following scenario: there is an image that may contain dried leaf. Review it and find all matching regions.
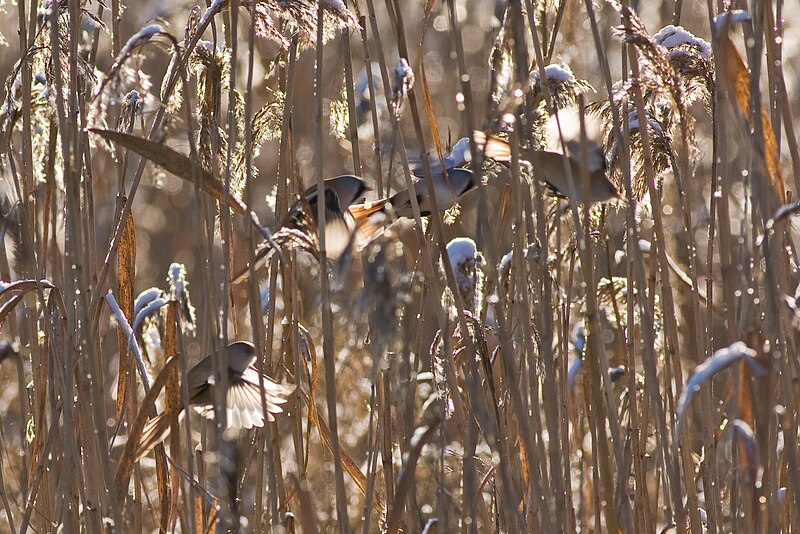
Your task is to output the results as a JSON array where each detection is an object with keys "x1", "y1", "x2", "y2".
[
  {"x1": 0, "y1": 294, "x2": 25, "y2": 327},
  {"x1": 675, "y1": 342, "x2": 765, "y2": 441},
  {"x1": 494, "y1": 183, "x2": 512, "y2": 247},
  {"x1": 0, "y1": 279, "x2": 56, "y2": 298},
  {"x1": 419, "y1": 0, "x2": 438, "y2": 49},
  {"x1": 738, "y1": 355, "x2": 755, "y2": 430},
  {"x1": 297, "y1": 324, "x2": 319, "y2": 474},
  {"x1": 729, "y1": 419, "x2": 758, "y2": 483},
  {"x1": 301, "y1": 388, "x2": 386, "y2": 515},
  {"x1": 386, "y1": 421, "x2": 440, "y2": 534},
  {"x1": 88, "y1": 128, "x2": 248, "y2": 214},
  {"x1": 419, "y1": 62, "x2": 446, "y2": 179},
  {"x1": 519, "y1": 434, "x2": 530, "y2": 499},
  {"x1": 115, "y1": 357, "x2": 179, "y2": 504},
  {"x1": 714, "y1": 11, "x2": 785, "y2": 200},
  {"x1": 0, "y1": 280, "x2": 56, "y2": 326},
  {"x1": 154, "y1": 442, "x2": 171, "y2": 532},
  {"x1": 116, "y1": 203, "x2": 136, "y2": 421}
]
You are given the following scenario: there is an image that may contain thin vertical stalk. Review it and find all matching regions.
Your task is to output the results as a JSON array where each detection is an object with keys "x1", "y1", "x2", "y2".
[
  {"x1": 579, "y1": 0, "x2": 683, "y2": 528},
  {"x1": 315, "y1": 5, "x2": 351, "y2": 531}
]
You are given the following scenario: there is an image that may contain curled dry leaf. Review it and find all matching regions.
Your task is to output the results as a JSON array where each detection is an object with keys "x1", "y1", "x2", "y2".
[
  {"x1": 675, "y1": 342, "x2": 765, "y2": 441},
  {"x1": 0, "y1": 279, "x2": 57, "y2": 327}
]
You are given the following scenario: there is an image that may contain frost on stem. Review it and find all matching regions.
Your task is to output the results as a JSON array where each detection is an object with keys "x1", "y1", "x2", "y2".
[
  {"x1": 391, "y1": 58, "x2": 415, "y2": 119},
  {"x1": 441, "y1": 237, "x2": 484, "y2": 318},
  {"x1": 168, "y1": 262, "x2": 196, "y2": 332}
]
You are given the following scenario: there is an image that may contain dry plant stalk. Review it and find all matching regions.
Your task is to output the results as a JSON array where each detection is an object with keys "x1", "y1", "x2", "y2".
[{"x1": 1, "y1": 0, "x2": 800, "y2": 532}]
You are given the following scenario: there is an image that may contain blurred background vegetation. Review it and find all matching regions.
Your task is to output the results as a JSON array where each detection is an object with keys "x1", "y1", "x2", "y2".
[{"x1": 0, "y1": 0, "x2": 799, "y2": 532}]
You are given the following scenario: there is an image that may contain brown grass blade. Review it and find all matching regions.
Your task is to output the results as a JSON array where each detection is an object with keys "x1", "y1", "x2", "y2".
[
  {"x1": 154, "y1": 443, "x2": 171, "y2": 533},
  {"x1": 737, "y1": 358, "x2": 755, "y2": 430},
  {"x1": 493, "y1": 183, "x2": 512, "y2": 247},
  {"x1": 419, "y1": 63, "x2": 446, "y2": 174},
  {"x1": 0, "y1": 279, "x2": 56, "y2": 297},
  {"x1": 163, "y1": 301, "x2": 181, "y2": 425},
  {"x1": 0, "y1": 293, "x2": 25, "y2": 327},
  {"x1": 519, "y1": 433, "x2": 530, "y2": 505},
  {"x1": 204, "y1": 504, "x2": 218, "y2": 534},
  {"x1": 385, "y1": 421, "x2": 440, "y2": 534},
  {"x1": 715, "y1": 13, "x2": 785, "y2": 200},
  {"x1": 730, "y1": 420, "x2": 758, "y2": 483},
  {"x1": 114, "y1": 357, "x2": 179, "y2": 504},
  {"x1": 288, "y1": 473, "x2": 321, "y2": 534},
  {"x1": 88, "y1": 128, "x2": 248, "y2": 214},
  {"x1": 297, "y1": 322, "x2": 319, "y2": 473},
  {"x1": 301, "y1": 388, "x2": 386, "y2": 515},
  {"x1": 0, "y1": 280, "x2": 56, "y2": 326},
  {"x1": 115, "y1": 203, "x2": 136, "y2": 421},
  {"x1": 163, "y1": 301, "x2": 180, "y2": 530},
  {"x1": 194, "y1": 446, "x2": 205, "y2": 534},
  {"x1": 418, "y1": 0, "x2": 438, "y2": 48}
]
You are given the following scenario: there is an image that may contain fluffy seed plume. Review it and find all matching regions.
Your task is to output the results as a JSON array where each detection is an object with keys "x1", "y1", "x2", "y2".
[
  {"x1": 391, "y1": 58, "x2": 415, "y2": 119},
  {"x1": 441, "y1": 237, "x2": 485, "y2": 317}
]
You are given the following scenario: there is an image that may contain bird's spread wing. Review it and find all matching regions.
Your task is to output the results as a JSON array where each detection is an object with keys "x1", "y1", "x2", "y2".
[
  {"x1": 321, "y1": 188, "x2": 353, "y2": 258},
  {"x1": 193, "y1": 370, "x2": 295, "y2": 429},
  {"x1": 324, "y1": 214, "x2": 353, "y2": 258}
]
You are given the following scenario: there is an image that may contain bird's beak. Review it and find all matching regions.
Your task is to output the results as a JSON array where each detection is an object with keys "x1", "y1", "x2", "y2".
[{"x1": 364, "y1": 185, "x2": 374, "y2": 192}]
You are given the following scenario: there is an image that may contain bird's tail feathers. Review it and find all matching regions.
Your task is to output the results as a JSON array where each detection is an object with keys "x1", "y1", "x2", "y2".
[
  {"x1": 135, "y1": 410, "x2": 184, "y2": 461},
  {"x1": 348, "y1": 200, "x2": 390, "y2": 242},
  {"x1": 472, "y1": 131, "x2": 512, "y2": 163}
]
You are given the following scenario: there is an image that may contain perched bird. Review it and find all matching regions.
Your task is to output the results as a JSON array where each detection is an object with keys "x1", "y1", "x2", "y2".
[
  {"x1": 411, "y1": 132, "x2": 514, "y2": 176},
  {"x1": 471, "y1": 132, "x2": 619, "y2": 204},
  {"x1": 349, "y1": 168, "x2": 475, "y2": 239},
  {"x1": 135, "y1": 341, "x2": 295, "y2": 459},
  {"x1": 410, "y1": 137, "x2": 473, "y2": 176},
  {"x1": 232, "y1": 174, "x2": 371, "y2": 284},
  {"x1": 350, "y1": 132, "x2": 519, "y2": 239},
  {"x1": 524, "y1": 143, "x2": 619, "y2": 204},
  {"x1": 300, "y1": 174, "x2": 372, "y2": 253}
]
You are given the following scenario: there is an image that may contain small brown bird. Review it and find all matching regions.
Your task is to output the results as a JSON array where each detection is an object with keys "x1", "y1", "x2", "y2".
[
  {"x1": 472, "y1": 131, "x2": 620, "y2": 204},
  {"x1": 135, "y1": 341, "x2": 295, "y2": 459},
  {"x1": 349, "y1": 168, "x2": 475, "y2": 239},
  {"x1": 523, "y1": 144, "x2": 619, "y2": 204},
  {"x1": 233, "y1": 174, "x2": 371, "y2": 284}
]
